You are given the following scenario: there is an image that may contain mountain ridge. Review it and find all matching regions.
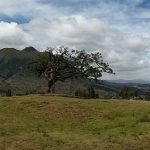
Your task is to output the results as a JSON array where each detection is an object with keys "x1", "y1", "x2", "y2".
[{"x1": 106, "y1": 79, "x2": 150, "y2": 84}]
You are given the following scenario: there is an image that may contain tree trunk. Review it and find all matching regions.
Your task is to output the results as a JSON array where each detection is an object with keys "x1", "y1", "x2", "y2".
[
  {"x1": 48, "y1": 78, "x2": 57, "y2": 93},
  {"x1": 69, "y1": 78, "x2": 73, "y2": 95}
]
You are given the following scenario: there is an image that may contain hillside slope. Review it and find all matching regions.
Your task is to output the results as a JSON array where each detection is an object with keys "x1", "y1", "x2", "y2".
[
  {"x1": 0, "y1": 47, "x2": 38, "y2": 78},
  {"x1": 0, "y1": 47, "x2": 48, "y2": 95},
  {"x1": 0, "y1": 95, "x2": 150, "y2": 149}
]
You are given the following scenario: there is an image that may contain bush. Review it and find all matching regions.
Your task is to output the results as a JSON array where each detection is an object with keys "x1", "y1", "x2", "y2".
[
  {"x1": 75, "y1": 88, "x2": 88, "y2": 98},
  {"x1": 75, "y1": 86, "x2": 99, "y2": 98}
]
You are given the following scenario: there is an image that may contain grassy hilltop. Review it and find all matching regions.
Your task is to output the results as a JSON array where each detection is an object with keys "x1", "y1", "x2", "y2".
[{"x1": 0, "y1": 95, "x2": 150, "y2": 150}]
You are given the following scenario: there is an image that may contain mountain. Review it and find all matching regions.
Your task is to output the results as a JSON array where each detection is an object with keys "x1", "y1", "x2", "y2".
[
  {"x1": 0, "y1": 47, "x2": 38, "y2": 79},
  {"x1": 103, "y1": 80, "x2": 150, "y2": 91},
  {"x1": 0, "y1": 47, "x2": 48, "y2": 95},
  {"x1": 0, "y1": 47, "x2": 149, "y2": 98},
  {"x1": 22, "y1": 46, "x2": 38, "y2": 53},
  {"x1": 0, "y1": 47, "x2": 117, "y2": 97}
]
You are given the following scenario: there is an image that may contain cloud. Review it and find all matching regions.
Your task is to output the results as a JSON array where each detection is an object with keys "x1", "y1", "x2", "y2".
[
  {"x1": 1, "y1": 15, "x2": 150, "y2": 79},
  {"x1": 0, "y1": 0, "x2": 147, "y2": 23},
  {"x1": 0, "y1": 0, "x2": 69, "y2": 20},
  {"x1": 0, "y1": 0, "x2": 150, "y2": 80},
  {"x1": 0, "y1": 21, "x2": 32, "y2": 49},
  {"x1": 24, "y1": 15, "x2": 150, "y2": 80}
]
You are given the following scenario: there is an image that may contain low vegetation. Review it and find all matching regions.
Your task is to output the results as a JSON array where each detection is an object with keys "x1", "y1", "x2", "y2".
[{"x1": 0, "y1": 95, "x2": 150, "y2": 149}]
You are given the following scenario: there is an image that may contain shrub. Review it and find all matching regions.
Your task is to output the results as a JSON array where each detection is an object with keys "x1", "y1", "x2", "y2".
[{"x1": 75, "y1": 86, "x2": 99, "y2": 98}]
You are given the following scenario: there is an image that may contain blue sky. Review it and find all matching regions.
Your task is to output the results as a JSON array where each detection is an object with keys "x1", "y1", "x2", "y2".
[{"x1": 0, "y1": 0, "x2": 150, "y2": 80}]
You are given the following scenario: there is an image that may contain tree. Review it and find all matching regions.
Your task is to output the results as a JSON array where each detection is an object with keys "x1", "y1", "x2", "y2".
[
  {"x1": 6, "y1": 89, "x2": 12, "y2": 97},
  {"x1": 33, "y1": 46, "x2": 114, "y2": 93},
  {"x1": 87, "y1": 86, "x2": 96, "y2": 98},
  {"x1": 146, "y1": 86, "x2": 150, "y2": 100},
  {"x1": 119, "y1": 86, "x2": 139, "y2": 99},
  {"x1": 119, "y1": 86, "x2": 129, "y2": 99}
]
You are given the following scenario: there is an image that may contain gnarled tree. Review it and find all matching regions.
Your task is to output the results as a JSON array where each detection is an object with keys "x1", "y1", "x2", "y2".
[{"x1": 34, "y1": 46, "x2": 114, "y2": 93}]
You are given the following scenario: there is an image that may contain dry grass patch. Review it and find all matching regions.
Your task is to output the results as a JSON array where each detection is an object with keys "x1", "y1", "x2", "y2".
[{"x1": 0, "y1": 95, "x2": 150, "y2": 149}]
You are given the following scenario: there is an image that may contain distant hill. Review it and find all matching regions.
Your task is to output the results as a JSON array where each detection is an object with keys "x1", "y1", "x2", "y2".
[
  {"x1": 103, "y1": 80, "x2": 150, "y2": 91},
  {"x1": 107, "y1": 79, "x2": 150, "y2": 84}
]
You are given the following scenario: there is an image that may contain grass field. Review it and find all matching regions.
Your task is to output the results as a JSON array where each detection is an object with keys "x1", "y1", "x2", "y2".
[{"x1": 0, "y1": 95, "x2": 150, "y2": 150}]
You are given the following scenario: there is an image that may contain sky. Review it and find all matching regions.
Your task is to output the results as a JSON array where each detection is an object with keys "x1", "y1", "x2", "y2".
[{"x1": 0, "y1": 0, "x2": 150, "y2": 81}]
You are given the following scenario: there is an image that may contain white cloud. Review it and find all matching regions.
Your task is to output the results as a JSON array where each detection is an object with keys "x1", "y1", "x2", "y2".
[
  {"x1": 0, "y1": 21, "x2": 32, "y2": 49},
  {"x1": 0, "y1": 0, "x2": 150, "y2": 80},
  {"x1": 0, "y1": 15, "x2": 148, "y2": 80}
]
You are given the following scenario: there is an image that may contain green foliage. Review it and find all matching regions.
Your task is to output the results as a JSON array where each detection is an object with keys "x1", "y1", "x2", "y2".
[{"x1": 30, "y1": 53, "x2": 49, "y2": 75}]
